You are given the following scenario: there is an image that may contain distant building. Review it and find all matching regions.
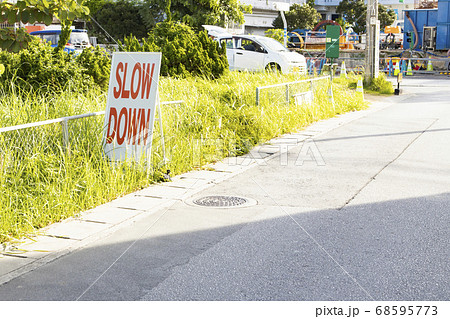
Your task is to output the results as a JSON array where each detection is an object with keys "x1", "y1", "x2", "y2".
[
  {"x1": 235, "y1": 0, "x2": 302, "y2": 35},
  {"x1": 316, "y1": 0, "x2": 415, "y2": 22},
  {"x1": 237, "y1": 0, "x2": 414, "y2": 35}
]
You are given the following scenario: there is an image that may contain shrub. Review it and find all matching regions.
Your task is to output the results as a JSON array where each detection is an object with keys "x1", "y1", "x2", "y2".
[
  {"x1": 120, "y1": 21, "x2": 228, "y2": 78},
  {"x1": 364, "y1": 73, "x2": 394, "y2": 95},
  {"x1": 0, "y1": 38, "x2": 111, "y2": 91},
  {"x1": 76, "y1": 46, "x2": 111, "y2": 90},
  {"x1": 264, "y1": 29, "x2": 284, "y2": 44}
]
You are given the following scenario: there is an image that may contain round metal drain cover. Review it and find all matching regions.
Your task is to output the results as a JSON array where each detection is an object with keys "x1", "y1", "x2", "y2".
[{"x1": 187, "y1": 195, "x2": 257, "y2": 209}]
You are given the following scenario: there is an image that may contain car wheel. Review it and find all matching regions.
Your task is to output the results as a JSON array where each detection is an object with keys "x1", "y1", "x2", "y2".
[{"x1": 265, "y1": 63, "x2": 281, "y2": 73}]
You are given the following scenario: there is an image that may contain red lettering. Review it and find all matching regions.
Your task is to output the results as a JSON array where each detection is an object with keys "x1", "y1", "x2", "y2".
[
  {"x1": 106, "y1": 107, "x2": 118, "y2": 144},
  {"x1": 121, "y1": 63, "x2": 130, "y2": 99},
  {"x1": 141, "y1": 63, "x2": 155, "y2": 99},
  {"x1": 131, "y1": 63, "x2": 141, "y2": 100},
  {"x1": 127, "y1": 108, "x2": 139, "y2": 145},
  {"x1": 116, "y1": 107, "x2": 128, "y2": 145},
  {"x1": 113, "y1": 63, "x2": 124, "y2": 99}
]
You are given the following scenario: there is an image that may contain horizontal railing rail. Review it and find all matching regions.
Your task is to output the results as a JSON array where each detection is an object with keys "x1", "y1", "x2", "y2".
[
  {"x1": 255, "y1": 76, "x2": 330, "y2": 106},
  {"x1": 0, "y1": 100, "x2": 184, "y2": 134},
  {"x1": 0, "y1": 100, "x2": 184, "y2": 152}
]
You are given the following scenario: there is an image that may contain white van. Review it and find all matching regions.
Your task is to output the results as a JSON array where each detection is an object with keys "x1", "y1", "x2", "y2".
[{"x1": 204, "y1": 26, "x2": 306, "y2": 74}]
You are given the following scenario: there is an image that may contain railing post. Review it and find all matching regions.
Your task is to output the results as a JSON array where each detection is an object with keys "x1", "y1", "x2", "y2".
[
  {"x1": 256, "y1": 87, "x2": 260, "y2": 107},
  {"x1": 61, "y1": 119, "x2": 70, "y2": 154},
  {"x1": 285, "y1": 84, "x2": 289, "y2": 105}
]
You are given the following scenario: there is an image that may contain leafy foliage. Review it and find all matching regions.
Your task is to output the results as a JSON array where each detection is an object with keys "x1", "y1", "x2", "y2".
[
  {"x1": 364, "y1": 73, "x2": 394, "y2": 94},
  {"x1": 336, "y1": 0, "x2": 396, "y2": 34},
  {"x1": 0, "y1": 38, "x2": 110, "y2": 91},
  {"x1": 272, "y1": 3, "x2": 321, "y2": 30},
  {"x1": 87, "y1": 0, "x2": 250, "y2": 43},
  {"x1": 88, "y1": 0, "x2": 152, "y2": 43},
  {"x1": 378, "y1": 5, "x2": 397, "y2": 31},
  {"x1": 264, "y1": 29, "x2": 284, "y2": 44},
  {"x1": 76, "y1": 46, "x2": 111, "y2": 90},
  {"x1": 159, "y1": 0, "x2": 251, "y2": 30},
  {"x1": 0, "y1": 28, "x2": 34, "y2": 52},
  {"x1": 120, "y1": 21, "x2": 228, "y2": 78},
  {"x1": 0, "y1": 0, "x2": 90, "y2": 52},
  {"x1": 336, "y1": 0, "x2": 366, "y2": 34}
]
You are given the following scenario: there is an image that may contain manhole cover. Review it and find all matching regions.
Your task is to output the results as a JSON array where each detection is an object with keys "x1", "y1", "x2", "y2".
[{"x1": 187, "y1": 195, "x2": 257, "y2": 208}]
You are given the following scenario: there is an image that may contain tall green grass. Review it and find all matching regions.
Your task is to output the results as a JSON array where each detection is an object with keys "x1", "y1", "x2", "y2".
[{"x1": 0, "y1": 71, "x2": 367, "y2": 243}]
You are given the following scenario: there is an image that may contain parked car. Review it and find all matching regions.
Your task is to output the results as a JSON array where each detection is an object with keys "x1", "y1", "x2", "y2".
[
  {"x1": 204, "y1": 26, "x2": 307, "y2": 74},
  {"x1": 30, "y1": 28, "x2": 92, "y2": 53}
]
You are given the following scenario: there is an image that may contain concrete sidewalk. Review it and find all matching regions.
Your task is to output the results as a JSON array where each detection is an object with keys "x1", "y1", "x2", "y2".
[{"x1": 0, "y1": 75, "x2": 449, "y2": 300}]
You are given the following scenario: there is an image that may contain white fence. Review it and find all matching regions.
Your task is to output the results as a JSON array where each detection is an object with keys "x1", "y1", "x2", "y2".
[
  {"x1": 255, "y1": 76, "x2": 330, "y2": 106},
  {"x1": 0, "y1": 100, "x2": 184, "y2": 151}
]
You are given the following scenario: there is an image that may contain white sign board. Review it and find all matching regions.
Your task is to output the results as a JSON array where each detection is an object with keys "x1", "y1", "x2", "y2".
[
  {"x1": 273, "y1": 2, "x2": 290, "y2": 11},
  {"x1": 103, "y1": 52, "x2": 161, "y2": 161}
]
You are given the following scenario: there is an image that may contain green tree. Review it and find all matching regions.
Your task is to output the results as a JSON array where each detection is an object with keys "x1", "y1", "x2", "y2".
[
  {"x1": 158, "y1": 0, "x2": 251, "y2": 30},
  {"x1": 120, "y1": 21, "x2": 228, "y2": 78},
  {"x1": 264, "y1": 29, "x2": 284, "y2": 44},
  {"x1": 336, "y1": 0, "x2": 366, "y2": 34},
  {"x1": 378, "y1": 5, "x2": 397, "y2": 31},
  {"x1": 272, "y1": 3, "x2": 321, "y2": 30},
  {"x1": 88, "y1": 0, "x2": 150, "y2": 43},
  {"x1": 0, "y1": 0, "x2": 90, "y2": 52},
  {"x1": 84, "y1": 0, "x2": 109, "y2": 15},
  {"x1": 336, "y1": 0, "x2": 396, "y2": 34}
]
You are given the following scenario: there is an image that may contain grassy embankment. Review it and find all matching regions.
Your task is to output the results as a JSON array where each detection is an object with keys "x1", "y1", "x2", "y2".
[{"x1": 0, "y1": 71, "x2": 367, "y2": 243}]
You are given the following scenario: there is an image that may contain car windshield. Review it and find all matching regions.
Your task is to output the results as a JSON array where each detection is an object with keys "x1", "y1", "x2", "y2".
[
  {"x1": 41, "y1": 34, "x2": 59, "y2": 45},
  {"x1": 257, "y1": 37, "x2": 289, "y2": 52},
  {"x1": 70, "y1": 32, "x2": 89, "y2": 45}
]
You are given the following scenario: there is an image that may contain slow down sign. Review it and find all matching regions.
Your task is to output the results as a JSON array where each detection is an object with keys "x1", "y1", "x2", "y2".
[{"x1": 103, "y1": 52, "x2": 162, "y2": 161}]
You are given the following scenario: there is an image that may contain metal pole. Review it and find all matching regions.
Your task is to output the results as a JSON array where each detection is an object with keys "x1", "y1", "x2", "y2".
[
  {"x1": 286, "y1": 84, "x2": 289, "y2": 105},
  {"x1": 281, "y1": 10, "x2": 288, "y2": 48},
  {"x1": 61, "y1": 119, "x2": 70, "y2": 153},
  {"x1": 365, "y1": 0, "x2": 379, "y2": 81},
  {"x1": 256, "y1": 87, "x2": 260, "y2": 107}
]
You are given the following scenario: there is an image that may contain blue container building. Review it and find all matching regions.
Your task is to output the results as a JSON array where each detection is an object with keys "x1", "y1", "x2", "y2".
[{"x1": 404, "y1": 0, "x2": 450, "y2": 51}]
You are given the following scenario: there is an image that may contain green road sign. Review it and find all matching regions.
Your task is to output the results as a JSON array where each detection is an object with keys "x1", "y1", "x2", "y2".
[{"x1": 326, "y1": 25, "x2": 340, "y2": 59}]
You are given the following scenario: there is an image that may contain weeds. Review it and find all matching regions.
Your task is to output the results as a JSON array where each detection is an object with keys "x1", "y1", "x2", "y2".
[{"x1": 336, "y1": 72, "x2": 394, "y2": 95}]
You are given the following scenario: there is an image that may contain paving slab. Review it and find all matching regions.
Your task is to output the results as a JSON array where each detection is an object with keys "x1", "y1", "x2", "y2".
[
  {"x1": 133, "y1": 186, "x2": 192, "y2": 200},
  {"x1": 44, "y1": 219, "x2": 111, "y2": 241},
  {"x1": 178, "y1": 170, "x2": 232, "y2": 181},
  {"x1": 79, "y1": 205, "x2": 144, "y2": 224},
  {"x1": 162, "y1": 177, "x2": 212, "y2": 190},
  {"x1": 16, "y1": 235, "x2": 78, "y2": 255}
]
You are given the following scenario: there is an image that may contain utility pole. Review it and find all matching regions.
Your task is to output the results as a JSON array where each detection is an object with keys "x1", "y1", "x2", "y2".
[
  {"x1": 273, "y1": 2, "x2": 290, "y2": 47},
  {"x1": 365, "y1": 0, "x2": 380, "y2": 80}
]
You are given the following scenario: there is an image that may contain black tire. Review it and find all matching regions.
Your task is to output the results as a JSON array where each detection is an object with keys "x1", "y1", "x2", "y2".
[{"x1": 265, "y1": 63, "x2": 281, "y2": 73}]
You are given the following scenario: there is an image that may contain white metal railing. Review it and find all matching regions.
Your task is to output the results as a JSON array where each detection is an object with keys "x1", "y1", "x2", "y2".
[
  {"x1": 255, "y1": 76, "x2": 330, "y2": 106},
  {"x1": 0, "y1": 100, "x2": 184, "y2": 151}
]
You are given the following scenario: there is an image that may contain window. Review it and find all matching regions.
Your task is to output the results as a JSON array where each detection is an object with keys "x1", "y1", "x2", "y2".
[
  {"x1": 239, "y1": 39, "x2": 265, "y2": 53},
  {"x1": 41, "y1": 34, "x2": 59, "y2": 45},
  {"x1": 220, "y1": 38, "x2": 234, "y2": 49}
]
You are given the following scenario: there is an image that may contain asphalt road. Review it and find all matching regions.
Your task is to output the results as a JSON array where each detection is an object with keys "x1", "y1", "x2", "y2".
[{"x1": 0, "y1": 75, "x2": 449, "y2": 301}]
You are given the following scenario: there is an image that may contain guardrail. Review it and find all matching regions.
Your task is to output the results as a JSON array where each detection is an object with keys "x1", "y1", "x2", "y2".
[
  {"x1": 255, "y1": 76, "x2": 330, "y2": 107},
  {"x1": 0, "y1": 100, "x2": 184, "y2": 151}
]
